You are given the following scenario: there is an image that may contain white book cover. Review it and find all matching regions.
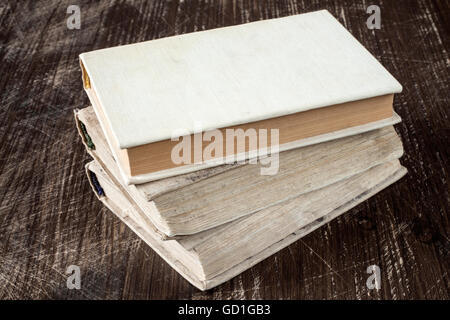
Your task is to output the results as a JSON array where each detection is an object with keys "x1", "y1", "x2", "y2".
[{"x1": 80, "y1": 9, "x2": 402, "y2": 150}]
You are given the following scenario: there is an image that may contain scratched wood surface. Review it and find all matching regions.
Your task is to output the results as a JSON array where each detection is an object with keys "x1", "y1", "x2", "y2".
[{"x1": 0, "y1": 0, "x2": 448, "y2": 299}]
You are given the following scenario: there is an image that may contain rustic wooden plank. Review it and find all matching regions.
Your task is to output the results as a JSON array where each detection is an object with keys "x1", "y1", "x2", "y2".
[{"x1": 0, "y1": 0, "x2": 448, "y2": 299}]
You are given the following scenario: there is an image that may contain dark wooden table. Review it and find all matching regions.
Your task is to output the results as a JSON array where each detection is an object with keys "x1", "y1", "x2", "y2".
[{"x1": 0, "y1": 0, "x2": 448, "y2": 300}]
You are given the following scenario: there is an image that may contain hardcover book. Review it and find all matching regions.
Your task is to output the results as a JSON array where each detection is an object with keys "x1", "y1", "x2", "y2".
[
  {"x1": 79, "y1": 9, "x2": 402, "y2": 184},
  {"x1": 86, "y1": 159, "x2": 407, "y2": 290},
  {"x1": 75, "y1": 106, "x2": 404, "y2": 237}
]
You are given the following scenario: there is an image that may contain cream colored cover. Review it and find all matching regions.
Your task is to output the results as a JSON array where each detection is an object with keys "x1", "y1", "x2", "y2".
[{"x1": 80, "y1": 9, "x2": 402, "y2": 150}]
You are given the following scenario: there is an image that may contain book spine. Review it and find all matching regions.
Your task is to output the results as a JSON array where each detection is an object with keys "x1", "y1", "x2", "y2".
[
  {"x1": 79, "y1": 59, "x2": 90, "y2": 89},
  {"x1": 85, "y1": 163, "x2": 105, "y2": 199},
  {"x1": 74, "y1": 109, "x2": 95, "y2": 150}
]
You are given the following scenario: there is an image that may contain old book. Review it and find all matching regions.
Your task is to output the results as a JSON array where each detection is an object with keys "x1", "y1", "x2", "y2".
[
  {"x1": 75, "y1": 106, "x2": 404, "y2": 237},
  {"x1": 86, "y1": 159, "x2": 407, "y2": 290},
  {"x1": 79, "y1": 9, "x2": 402, "y2": 184}
]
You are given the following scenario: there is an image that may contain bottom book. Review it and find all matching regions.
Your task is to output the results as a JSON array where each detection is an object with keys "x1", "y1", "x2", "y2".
[{"x1": 85, "y1": 159, "x2": 406, "y2": 290}]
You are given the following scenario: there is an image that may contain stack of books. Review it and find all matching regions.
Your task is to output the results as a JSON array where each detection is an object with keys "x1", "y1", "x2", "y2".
[{"x1": 75, "y1": 10, "x2": 406, "y2": 290}]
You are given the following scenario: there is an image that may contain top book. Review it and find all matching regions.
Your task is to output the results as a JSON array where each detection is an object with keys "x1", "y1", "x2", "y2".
[{"x1": 79, "y1": 9, "x2": 402, "y2": 184}]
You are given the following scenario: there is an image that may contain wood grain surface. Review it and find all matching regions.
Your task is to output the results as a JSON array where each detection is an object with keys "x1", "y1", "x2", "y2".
[{"x1": 0, "y1": 0, "x2": 448, "y2": 299}]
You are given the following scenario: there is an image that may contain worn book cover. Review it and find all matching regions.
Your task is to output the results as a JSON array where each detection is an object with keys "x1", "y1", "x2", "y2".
[
  {"x1": 76, "y1": 106, "x2": 404, "y2": 237},
  {"x1": 86, "y1": 159, "x2": 406, "y2": 290}
]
